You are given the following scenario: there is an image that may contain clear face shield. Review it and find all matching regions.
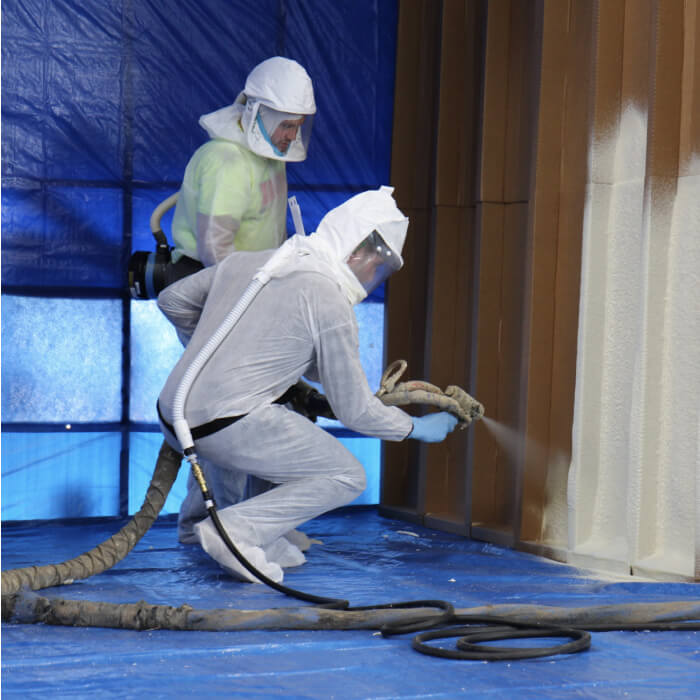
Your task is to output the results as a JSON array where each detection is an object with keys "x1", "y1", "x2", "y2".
[
  {"x1": 345, "y1": 230, "x2": 403, "y2": 298},
  {"x1": 243, "y1": 102, "x2": 314, "y2": 162}
]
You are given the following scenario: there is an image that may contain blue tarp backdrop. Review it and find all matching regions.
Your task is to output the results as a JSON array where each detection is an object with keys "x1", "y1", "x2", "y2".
[{"x1": 1, "y1": 0, "x2": 398, "y2": 520}]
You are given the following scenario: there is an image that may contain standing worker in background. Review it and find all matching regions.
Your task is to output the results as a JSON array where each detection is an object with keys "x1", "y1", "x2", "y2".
[
  {"x1": 168, "y1": 55, "x2": 316, "y2": 278},
  {"x1": 157, "y1": 187, "x2": 459, "y2": 583},
  {"x1": 168, "y1": 56, "x2": 316, "y2": 542}
]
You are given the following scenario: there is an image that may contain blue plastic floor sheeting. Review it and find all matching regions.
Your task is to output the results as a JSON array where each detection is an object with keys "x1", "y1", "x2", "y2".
[{"x1": 2, "y1": 508, "x2": 698, "y2": 698}]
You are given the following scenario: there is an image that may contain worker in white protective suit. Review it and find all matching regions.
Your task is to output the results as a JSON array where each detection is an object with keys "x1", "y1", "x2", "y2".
[
  {"x1": 166, "y1": 56, "x2": 316, "y2": 525},
  {"x1": 170, "y1": 56, "x2": 315, "y2": 270},
  {"x1": 157, "y1": 187, "x2": 458, "y2": 583}
]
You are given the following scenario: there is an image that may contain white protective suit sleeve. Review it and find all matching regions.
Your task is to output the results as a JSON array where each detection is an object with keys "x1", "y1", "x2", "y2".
[
  {"x1": 196, "y1": 213, "x2": 239, "y2": 266},
  {"x1": 311, "y1": 312, "x2": 413, "y2": 441}
]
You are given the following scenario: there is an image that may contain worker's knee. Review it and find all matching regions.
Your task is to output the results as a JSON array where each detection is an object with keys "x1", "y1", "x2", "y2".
[{"x1": 335, "y1": 456, "x2": 366, "y2": 495}]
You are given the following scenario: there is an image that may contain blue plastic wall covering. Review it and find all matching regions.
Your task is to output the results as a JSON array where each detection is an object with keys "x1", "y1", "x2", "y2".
[
  {"x1": 2, "y1": 0, "x2": 398, "y2": 288},
  {"x1": 1, "y1": 432, "x2": 122, "y2": 520},
  {"x1": 128, "y1": 300, "x2": 182, "y2": 424},
  {"x1": 129, "y1": 300, "x2": 385, "y2": 424},
  {"x1": 1, "y1": 0, "x2": 399, "y2": 520},
  {"x1": 1, "y1": 296, "x2": 123, "y2": 422}
]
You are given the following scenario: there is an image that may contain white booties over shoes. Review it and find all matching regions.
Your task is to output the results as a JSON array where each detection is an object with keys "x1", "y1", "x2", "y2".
[{"x1": 194, "y1": 517, "x2": 284, "y2": 584}]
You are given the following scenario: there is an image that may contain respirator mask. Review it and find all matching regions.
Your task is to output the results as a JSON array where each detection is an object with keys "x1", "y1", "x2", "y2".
[{"x1": 345, "y1": 229, "x2": 403, "y2": 298}]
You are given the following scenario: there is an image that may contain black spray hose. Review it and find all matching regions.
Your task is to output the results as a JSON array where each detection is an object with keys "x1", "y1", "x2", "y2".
[
  {"x1": 184, "y1": 444, "x2": 348, "y2": 608},
  {"x1": 202, "y1": 483, "x2": 594, "y2": 659},
  {"x1": 191, "y1": 451, "x2": 466, "y2": 628},
  {"x1": 194, "y1": 452, "x2": 700, "y2": 660},
  {"x1": 191, "y1": 452, "x2": 597, "y2": 660},
  {"x1": 191, "y1": 451, "x2": 471, "y2": 630},
  {"x1": 207, "y1": 503, "x2": 348, "y2": 609},
  {"x1": 411, "y1": 617, "x2": 591, "y2": 660}
]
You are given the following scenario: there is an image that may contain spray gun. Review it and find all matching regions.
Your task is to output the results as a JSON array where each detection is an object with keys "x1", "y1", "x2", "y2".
[{"x1": 376, "y1": 360, "x2": 485, "y2": 428}]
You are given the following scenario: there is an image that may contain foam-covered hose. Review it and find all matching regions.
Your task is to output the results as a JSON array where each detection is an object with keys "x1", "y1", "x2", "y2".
[{"x1": 1, "y1": 440, "x2": 182, "y2": 596}]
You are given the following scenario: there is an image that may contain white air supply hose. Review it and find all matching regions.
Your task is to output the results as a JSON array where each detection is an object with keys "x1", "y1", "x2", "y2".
[
  {"x1": 171, "y1": 195, "x2": 306, "y2": 454},
  {"x1": 150, "y1": 192, "x2": 179, "y2": 236},
  {"x1": 171, "y1": 267, "x2": 271, "y2": 454}
]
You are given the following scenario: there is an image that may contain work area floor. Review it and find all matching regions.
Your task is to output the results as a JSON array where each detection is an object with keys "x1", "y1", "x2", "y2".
[{"x1": 2, "y1": 507, "x2": 698, "y2": 699}]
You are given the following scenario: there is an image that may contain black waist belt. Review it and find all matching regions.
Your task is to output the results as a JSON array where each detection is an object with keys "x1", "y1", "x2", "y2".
[{"x1": 157, "y1": 401, "x2": 246, "y2": 441}]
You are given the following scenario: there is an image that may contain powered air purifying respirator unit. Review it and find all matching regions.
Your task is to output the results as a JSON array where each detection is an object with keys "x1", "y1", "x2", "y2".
[
  {"x1": 128, "y1": 194, "x2": 308, "y2": 300},
  {"x1": 128, "y1": 193, "x2": 182, "y2": 300}
]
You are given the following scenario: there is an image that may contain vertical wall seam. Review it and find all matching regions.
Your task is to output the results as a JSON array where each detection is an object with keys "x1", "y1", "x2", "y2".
[{"x1": 119, "y1": 0, "x2": 135, "y2": 518}]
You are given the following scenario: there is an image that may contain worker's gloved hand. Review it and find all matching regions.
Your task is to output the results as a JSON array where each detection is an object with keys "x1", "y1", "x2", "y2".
[
  {"x1": 302, "y1": 387, "x2": 336, "y2": 421},
  {"x1": 408, "y1": 412, "x2": 459, "y2": 442}
]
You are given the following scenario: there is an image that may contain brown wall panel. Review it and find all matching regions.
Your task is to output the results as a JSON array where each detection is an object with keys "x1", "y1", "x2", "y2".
[
  {"x1": 470, "y1": 202, "x2": 506, "y2": 527},
  {"x1": 647, "y1": 0, "x2": 685, "y2": 180},
  {"x1": 382, "y1": 0, "x2": 442, "y2": 514},
  {"x1": 539, "y1": 2, "x2": 592, "y2": 544},
  {"x1": 503, "y1": 0, "x2": 539, "y2": 202},
  {"x1": 490, "y1": 202, "x2": 529, "y2": 533},
  {"x1": 385, "y1": 207, "x2": 431, "y2": 375},
  {"x1": 426, "y1": 207, "x2": 475, "y2": 392},
  {"x1": 479, "y1": 0, "x2": 512, "y2": 203},
  {"x1": 679, "y1": 0, "x2": 700, "y2": 173},
  {"x1": 519, "y1": 0, "x2": 592, "y2": 542},
  {"x1": 590, "y1": 0, "x2": 626, "y2": 180},
  {"x1": 423, "y1": 205, "x2": 476, "y2": 526},
  {"x1": 390, "y1": 0, "x2": 442, "y2": 209},
  {"x1": 435, "y1": 0, "x2": 487, "y2": 207},
  {"x1": 621, "y1": 0, "x2": 653, "y2": 110},
  {"x1": 383, "y1": 207, "x2": 431, "y2": 513},
  {"x1": 385, "y1": 0, "x2": 697, "y2": 575}
]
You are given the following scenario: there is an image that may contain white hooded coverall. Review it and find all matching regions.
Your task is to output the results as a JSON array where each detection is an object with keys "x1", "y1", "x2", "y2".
[
  {"x1": 171, "y1": 57, "x2": 315, "y2": 267},
  {"x1": 158, "y1": 240, "x2": 413, "y2": 582}
]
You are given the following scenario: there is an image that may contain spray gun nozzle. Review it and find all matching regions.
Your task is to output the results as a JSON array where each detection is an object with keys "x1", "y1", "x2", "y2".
[{"x1": 470, "y1": 401, "x2": 485, "y2": 421}]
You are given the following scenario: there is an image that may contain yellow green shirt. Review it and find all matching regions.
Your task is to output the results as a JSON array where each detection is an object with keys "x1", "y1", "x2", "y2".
[{"x1": 172, "y1": 139, "x2": 287, "y2": 266}]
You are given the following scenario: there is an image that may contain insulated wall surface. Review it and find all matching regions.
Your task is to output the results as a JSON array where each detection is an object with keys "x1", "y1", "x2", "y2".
[{"x1": 1, "y1": 0, "x2": 398, "y2": 519}]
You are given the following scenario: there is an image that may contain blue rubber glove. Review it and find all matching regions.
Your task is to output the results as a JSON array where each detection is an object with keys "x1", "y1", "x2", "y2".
[{"x1": 408, "y1": 412, "x2": 459, "y2": 442}]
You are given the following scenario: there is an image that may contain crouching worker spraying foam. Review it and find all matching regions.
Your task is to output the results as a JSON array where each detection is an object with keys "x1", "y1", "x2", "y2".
[{"x1": 157, "y1": 186, "x2": 478, "y2": 583}]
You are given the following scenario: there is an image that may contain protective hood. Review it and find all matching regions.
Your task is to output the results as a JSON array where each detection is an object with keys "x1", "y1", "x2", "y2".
[
  {"x1": 242, "y1": 57, "x2": 315, "y2": 115},
  {"x1": 259, "y1": 186, "x2": 409, "y2": 305},
  {"x1": 199, "y1": 57, "x2": 315, "y2": 161},
  {"x1": 199, "y1": 102, "x2": 247, "y2": 144}
]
